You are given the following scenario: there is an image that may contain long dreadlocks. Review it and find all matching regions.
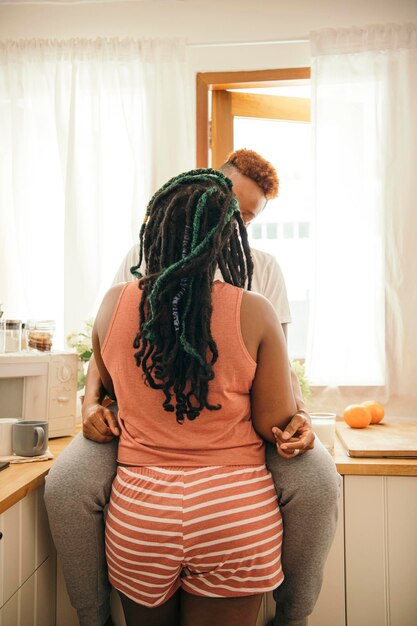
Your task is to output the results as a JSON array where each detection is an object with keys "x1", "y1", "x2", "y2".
[{"x1": 130, "y1": 168, "x2": 254, "y2": 424}]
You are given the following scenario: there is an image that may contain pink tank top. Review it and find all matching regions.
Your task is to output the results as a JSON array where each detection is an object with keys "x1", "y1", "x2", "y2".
[{"x1": 101, "y1": 281, "x2": 263, "y2": 466}]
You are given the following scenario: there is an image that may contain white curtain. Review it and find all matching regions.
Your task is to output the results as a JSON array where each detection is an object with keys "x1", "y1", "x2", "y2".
[
  {"x1": 0, "y1": 38, "x2": 193, "y2": 345},
  {"x1": 307, "y1": 24, "x2": 417, "y2": 416}
]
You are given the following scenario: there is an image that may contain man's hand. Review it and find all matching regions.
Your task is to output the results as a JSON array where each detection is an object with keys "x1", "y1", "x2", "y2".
[
  {"x1": 82, "y1": 403, "x2": 120, "y2": 443},
  {"x1": 272, "y1": 413, "x2": 315, "y2": 459}
]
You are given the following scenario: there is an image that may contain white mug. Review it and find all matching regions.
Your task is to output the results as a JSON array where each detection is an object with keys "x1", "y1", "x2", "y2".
[{"x1": 0, "y1": 418, "x2": 19, "y2": 456}]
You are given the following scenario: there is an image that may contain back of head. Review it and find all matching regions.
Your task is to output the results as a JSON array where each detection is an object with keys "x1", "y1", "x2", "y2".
[
  {"x1": 130, "y1": 168, "x2": 254, "y2": 424},
  {"x1": 221, "y1": 148, "x2": 279, "y2": 200}
]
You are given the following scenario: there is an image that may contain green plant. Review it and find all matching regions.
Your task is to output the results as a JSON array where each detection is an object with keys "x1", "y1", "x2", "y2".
[
  {"x1": 67, "y1": 318, "x2": 94, "y2": 389},
  {"x1": 290, "y1": 359, "x2": 311, "y2": 401}
]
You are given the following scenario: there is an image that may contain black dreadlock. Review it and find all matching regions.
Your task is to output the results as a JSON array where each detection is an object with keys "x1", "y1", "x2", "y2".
[{"x1": 130, "y1": 169, "x2": 254, "y2": 424}]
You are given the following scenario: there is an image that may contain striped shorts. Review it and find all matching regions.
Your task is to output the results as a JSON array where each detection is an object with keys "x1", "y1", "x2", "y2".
[{"x1": 105, "y1": 464, "x2": 284, "y2": 607}]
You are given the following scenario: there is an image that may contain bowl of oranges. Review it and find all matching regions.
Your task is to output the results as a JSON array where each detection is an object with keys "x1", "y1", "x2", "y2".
[{"x1": 343, "y1": 401, "x2": 385, "y2": 429}]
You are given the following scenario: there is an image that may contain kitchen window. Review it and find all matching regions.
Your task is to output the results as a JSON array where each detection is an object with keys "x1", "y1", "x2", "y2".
[{"x1": 197, "y1": 68, "x2": 385, "y2": 388}]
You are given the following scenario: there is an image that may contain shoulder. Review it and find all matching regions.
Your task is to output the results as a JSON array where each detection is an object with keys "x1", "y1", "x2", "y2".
[
  {"x1": 241, "y1": 289, "x2": 280, "y2": 327},
  {"x1": 240, "y1": 289, "x2": 282, "y2": 358},
  {"x1": 101, "y1": 282, "x2": 127, "y2": 311},
  {"x1": 94, "y1": 283, "x2": 128, "y2": 345}
]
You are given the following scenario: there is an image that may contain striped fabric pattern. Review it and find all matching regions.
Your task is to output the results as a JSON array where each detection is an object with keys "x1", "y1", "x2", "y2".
[{"x1": 105, "y1": 465, "x2": 284, "y2": 607}]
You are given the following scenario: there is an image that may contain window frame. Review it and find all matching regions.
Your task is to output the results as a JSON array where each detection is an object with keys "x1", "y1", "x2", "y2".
[{"x1": 196, "y1": 67, "x2": 311, "y2": 168}]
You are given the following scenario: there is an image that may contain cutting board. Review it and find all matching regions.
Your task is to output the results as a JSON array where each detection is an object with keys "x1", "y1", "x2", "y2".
[{"x1": 336, "y1": 422, "x2": 417, "y2": 458}]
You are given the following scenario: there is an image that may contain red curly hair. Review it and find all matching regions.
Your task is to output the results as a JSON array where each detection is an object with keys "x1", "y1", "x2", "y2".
[{"x1": 222, "y1": 149, "x2": 279, "y2": 200}]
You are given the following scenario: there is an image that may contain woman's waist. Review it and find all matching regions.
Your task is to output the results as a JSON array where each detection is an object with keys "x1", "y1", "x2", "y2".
[{"x1": 117, "y1": 436, "x2": 265, "y2": 468}]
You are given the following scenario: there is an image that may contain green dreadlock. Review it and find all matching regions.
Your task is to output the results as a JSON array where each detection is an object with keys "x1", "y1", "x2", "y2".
[{"x1": 131, "y1": 168, "x2": 253, "y2": 424}]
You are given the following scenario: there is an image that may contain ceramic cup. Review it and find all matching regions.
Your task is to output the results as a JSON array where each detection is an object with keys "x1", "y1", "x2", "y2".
[
  {"x1": 12, "y1": 420, "x2": 49, "y2": 457},
  {"x1": 0, "y1": 418, "x2": 19, "y2": 456},
  {"x1": 310, "y1": 413, "x2": 337, "y2": 453}
]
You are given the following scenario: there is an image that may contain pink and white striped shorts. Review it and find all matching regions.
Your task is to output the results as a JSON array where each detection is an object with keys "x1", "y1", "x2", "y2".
[{"x1": 105, "y1": 464, "x2": 284, "y2": 607}]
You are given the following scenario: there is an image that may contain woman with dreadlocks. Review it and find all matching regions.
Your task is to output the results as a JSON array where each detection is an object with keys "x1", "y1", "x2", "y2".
[{"x1": 92, "y1": 168, "x2": 297, "y2": 626}]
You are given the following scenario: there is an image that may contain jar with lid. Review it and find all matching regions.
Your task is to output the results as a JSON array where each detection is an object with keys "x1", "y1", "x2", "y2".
[
  {"x1": 5, "y1": 320, "x2": 22, "y2": 352},
  {"x1": 26, "y1": 320, "x2": 55, "y2": 352}
]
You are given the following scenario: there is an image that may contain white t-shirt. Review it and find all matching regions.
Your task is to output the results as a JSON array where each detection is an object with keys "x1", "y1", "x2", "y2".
[{"x1": 112, "y1": 244, "x2": 291, "y2": 324}]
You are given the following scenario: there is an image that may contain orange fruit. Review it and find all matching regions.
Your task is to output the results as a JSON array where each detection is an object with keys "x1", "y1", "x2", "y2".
[
  {"x1": 343, "y1": 404, "x2": 372, "y2": 428},
  {"x1": 361, "y1": 401, "x2": 385, "y2": 424}
]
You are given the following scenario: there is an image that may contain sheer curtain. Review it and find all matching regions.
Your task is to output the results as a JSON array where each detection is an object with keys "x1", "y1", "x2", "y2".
[
  {"x1": 0, "y1": 38, "x2": 193, "y2": 345},
  {"x1": 307, "y1": 24, "x2": 417, "y2": 416}
]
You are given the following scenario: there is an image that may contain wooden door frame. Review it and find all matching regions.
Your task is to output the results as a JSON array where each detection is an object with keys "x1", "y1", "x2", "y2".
[{"x1": 196, "y1": 67, "x2": 311, "y2": 168}]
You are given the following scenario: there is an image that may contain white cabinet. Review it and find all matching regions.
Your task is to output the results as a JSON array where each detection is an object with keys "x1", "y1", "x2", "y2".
[
  {"x1": 0, "y1": 557, "x2": 55, "y2": 626},
  {"x1": 0, "y1": 485, "x2": 56, "y2": 626},
  {"x1": 344, "y1": 475, "x2": 417, "y2": 626},
  {"x1": 386, "y1": 477, "x2": 417, "y2": 625}
]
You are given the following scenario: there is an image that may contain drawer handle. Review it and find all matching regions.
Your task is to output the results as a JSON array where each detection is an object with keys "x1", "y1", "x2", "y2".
[{"x1": 57, "y1": 397, "x2": 69, "y2": 403}]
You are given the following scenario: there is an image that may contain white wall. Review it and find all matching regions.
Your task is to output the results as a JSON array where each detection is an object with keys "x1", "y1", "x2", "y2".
[
  {"x1": 1, "y1": 0, "x2": 416, "y2": 40},
  {"x1": 0, "y1": 0, "x2": 416, "y2": 75}
]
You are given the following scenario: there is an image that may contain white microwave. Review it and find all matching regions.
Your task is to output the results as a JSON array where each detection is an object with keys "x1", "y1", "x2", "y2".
[{"x1": 0, "y1": 351, "x2": 77, "y2": 438}]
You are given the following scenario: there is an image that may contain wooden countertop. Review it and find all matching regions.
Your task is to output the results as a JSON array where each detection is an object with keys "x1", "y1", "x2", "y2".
[
  {"x1": 1, "y1": 428, "x2": 417, "y2": 514},
  {"x1": 0, "y1": 433, "x2": 76, "y2": 514},
  {"x1": 333, "y1": 433, "x2": 417, "y2": 476}
]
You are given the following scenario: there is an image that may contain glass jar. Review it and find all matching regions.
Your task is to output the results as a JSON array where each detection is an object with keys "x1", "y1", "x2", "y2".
[
  {"x1": 26, "y1": 320, "x2": 55, "y2": 352},
  {"x1": 5, "y1": 320, "x2": 22, "y2": 352}
]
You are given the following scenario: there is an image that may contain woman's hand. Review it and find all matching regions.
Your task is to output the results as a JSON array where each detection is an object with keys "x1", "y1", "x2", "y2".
[
  {"x1": 82, "y1": 403, "x2": 120, "y2": 443},
  {"x1": 272, "y1": 413, "x2": 315, "y2": 459}
]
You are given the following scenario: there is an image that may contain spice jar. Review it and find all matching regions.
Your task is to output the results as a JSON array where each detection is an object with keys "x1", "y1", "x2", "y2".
[
  {"x1": 5, "y1": 320, "x2": 22, "y2": 352},
  {"x1": 26, "y1": 320, "x2": 55, "y2": 352}
]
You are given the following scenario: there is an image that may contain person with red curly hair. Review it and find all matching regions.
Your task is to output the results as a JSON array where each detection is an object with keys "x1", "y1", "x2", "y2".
[
  {"x1": 224, "y1": 148, "x2": 279, "y2": 200},
  {"x1": 45, "y1": 151, "x2": 340, "y2": 626}
]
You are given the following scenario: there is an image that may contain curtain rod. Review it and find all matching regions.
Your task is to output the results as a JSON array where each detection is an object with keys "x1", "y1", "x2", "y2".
[{"x1": 186, "y1": 38, "x2": 309, "y2": 48}]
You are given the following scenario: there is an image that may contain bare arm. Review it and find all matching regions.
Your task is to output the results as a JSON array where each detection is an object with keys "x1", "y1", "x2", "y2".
[
  {"x1": 82, "y1": 244, "x2": 135, "y2": 441},
  {"x1": 82, "y1": 284, "x2": 125, "y2": 442},
  {"x1": 82, "y1": 354, "x2": 103, "y2": 412},
  {"x1": 273, "y1": 323, "x2": 315, "y2": 458},
  {"x1": 242, "y1": 292, "x2": 297, "y2": 443},
  {"x1": 82, "y1": 353, "x2": 120, "y2": 443},
  {"x1": 92, "y1": 283, "x2": 126, "y2": 390}
]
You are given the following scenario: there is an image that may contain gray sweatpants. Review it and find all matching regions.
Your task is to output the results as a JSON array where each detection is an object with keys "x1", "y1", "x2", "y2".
[{"x1": 44, "y1": 433, "x2": 341, "y2": 626}]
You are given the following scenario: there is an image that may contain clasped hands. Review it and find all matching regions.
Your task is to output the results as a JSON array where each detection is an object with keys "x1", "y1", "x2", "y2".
[
  {"x1": 83, "y1": 403, "x2": 315, "y2": 458},
  {"x1": 272, "y1": 412, "x2": 315, "y2": 458}
]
